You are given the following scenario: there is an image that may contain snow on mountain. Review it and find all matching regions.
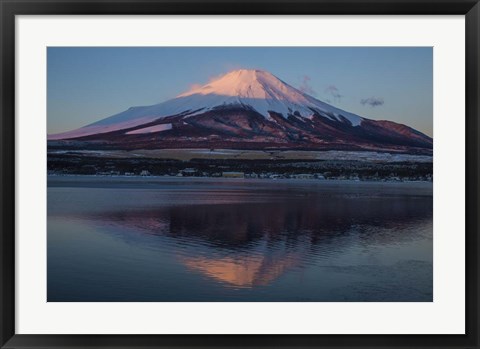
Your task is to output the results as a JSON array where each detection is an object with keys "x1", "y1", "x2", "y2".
[
  {"x1": 179, "y1": 69, "x2": 363, "y2": 125},
  {"x1": 48, "y1": 69, "x2": 363, "y2": 140},
  {"x1": 125, "y1": 123, "x2": 173, "y2": 135}
]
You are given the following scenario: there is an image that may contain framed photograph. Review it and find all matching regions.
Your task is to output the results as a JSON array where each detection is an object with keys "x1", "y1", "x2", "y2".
[{"x1": 1, "y1": 0, "x2": 479, "y2": 348}]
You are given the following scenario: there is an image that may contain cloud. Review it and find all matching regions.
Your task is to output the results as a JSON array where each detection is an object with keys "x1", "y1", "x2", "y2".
[
  {"x1": 188, "y1": 83, "x2": 203, "y2": 90},
  {"x1": 208, "y1": 73, "x2": 226, "y2": 83},
  {"x1": 185, "y1": 70, "x2": 231, "y2": 92},
  {"x1": 324, "y1": 85, "x2": 342, "y2": 103},
  {"x1": 299, "y1": 75, "x2": 316, "y2": 96},
  {"x1": 360, "y1": 96, "x2": 385, "y2": 107}
]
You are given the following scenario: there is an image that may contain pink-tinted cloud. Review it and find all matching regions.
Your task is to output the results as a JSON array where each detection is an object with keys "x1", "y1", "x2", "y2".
[{"x1": 188, "y1": 83, "x2": 203, "y2": 90}]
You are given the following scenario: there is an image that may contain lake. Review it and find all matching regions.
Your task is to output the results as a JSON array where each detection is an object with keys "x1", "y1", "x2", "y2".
[{"x1": 47, "y1": 176, "x2": 433, "y2": 302}]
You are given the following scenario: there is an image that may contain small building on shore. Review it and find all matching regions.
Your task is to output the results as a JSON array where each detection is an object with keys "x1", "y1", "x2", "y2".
[
  {"x1": 292, "y1": 173, "x2": 314, "y2": 179},
  {"x1": 222, "y1": 171, "x2": 245, "y2": 178},
  {"x1": 182, "y1": 168, "x2": 197, "y2": 176}
]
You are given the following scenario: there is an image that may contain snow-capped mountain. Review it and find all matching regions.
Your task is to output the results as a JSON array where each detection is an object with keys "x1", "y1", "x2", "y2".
[{"x1": 48, "y1": 69, "x2": 432, "y2": 154}]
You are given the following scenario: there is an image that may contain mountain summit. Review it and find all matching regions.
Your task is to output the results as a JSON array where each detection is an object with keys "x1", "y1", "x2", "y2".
[
  {"x1": 48, "y1": 69, "x2": 432, "y2": 154},
  {"x1": 178, "y1": 69, "x2": 295, "y2": 99},
  {"x1": 176, "y1": 69, "x2": 361, "y2": 125}
]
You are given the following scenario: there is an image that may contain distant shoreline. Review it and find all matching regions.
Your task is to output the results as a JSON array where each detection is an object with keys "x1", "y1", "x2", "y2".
[
  {"x1": 48, "y1": 149, "x2": 433, "y2": 182},
  {"x1": 47, "y1": 173, "x2": 433, "y2": 184}
]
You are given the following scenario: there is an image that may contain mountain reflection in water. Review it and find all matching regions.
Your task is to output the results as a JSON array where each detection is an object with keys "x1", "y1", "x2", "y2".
[{"x1": 48, "y1": 177, "x2": 433, "y2": 301}]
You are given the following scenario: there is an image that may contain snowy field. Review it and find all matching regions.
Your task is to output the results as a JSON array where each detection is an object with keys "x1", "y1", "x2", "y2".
[{"x1": 47, "y1": 148, "x2": 433, "y2": 163}]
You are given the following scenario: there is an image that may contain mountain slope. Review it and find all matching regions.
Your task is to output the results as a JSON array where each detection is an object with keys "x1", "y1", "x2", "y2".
[{"x1": 48, "y1": 69, "x2": 432, "y2": 154}]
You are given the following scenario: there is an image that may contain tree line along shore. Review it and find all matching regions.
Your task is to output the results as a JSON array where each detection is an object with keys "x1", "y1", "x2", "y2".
[{"x1": 47, "y1": 154, "x2": 433, "y2": 182}]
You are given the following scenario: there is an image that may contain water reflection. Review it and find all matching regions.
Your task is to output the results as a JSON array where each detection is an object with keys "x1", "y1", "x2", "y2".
[
  {"x1": 181, "y1": 254, "x2": 300, "y2": 288},
  {"x1": 47, "y1": 177, "x2": 433, "y2": 301},
  {"x1": 52, "y1": 184, "x2": 432, "y2": 288}
]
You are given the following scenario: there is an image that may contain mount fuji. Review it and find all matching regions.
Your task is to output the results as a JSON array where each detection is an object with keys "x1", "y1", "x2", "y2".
[{"x1": 48, "y1": 69, "x2": 432, "y2": 154}]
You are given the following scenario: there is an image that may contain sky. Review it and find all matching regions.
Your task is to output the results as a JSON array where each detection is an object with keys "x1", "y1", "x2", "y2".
[{"x1": 47, "y1": 47, "x2": 433, "y2": 137}]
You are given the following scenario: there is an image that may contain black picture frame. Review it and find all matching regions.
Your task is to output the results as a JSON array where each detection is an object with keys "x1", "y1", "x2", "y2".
[{"x1": 1, "y1": 0, "x2": 479, "y2": 348}]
